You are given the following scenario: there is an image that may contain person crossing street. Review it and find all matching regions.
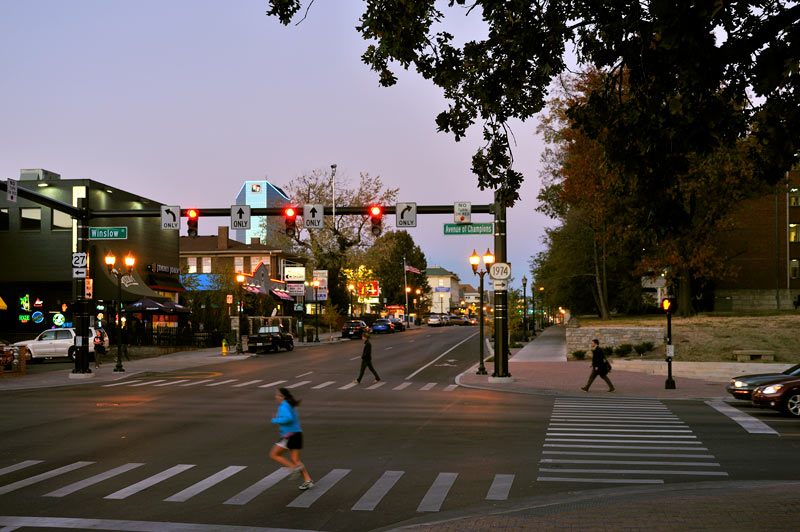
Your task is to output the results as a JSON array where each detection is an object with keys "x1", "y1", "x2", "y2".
[{"x1": 354, "y1": 332, "x2": 380, "y2": 384}]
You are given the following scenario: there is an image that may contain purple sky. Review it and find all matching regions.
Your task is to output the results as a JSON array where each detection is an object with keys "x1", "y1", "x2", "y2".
[{"x1": 1, "y1": 1, "x2": 554, "y2": 288}]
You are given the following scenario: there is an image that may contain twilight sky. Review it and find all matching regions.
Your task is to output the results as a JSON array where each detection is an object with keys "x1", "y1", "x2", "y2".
[{"x1": 1, "y1": 1, "x2": 555, "y2": 289}]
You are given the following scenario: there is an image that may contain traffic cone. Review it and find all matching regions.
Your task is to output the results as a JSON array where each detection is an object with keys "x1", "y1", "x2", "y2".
[{"x1": 222, "y1": 339, "x2": 228, "y2": 356}]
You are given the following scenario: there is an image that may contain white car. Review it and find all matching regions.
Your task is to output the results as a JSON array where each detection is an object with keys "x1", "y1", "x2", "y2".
[
  {"x1": 426, "y1": 314, "x2": 444, "y2": 326},
  {"x1": 16, "y1": 327, "x2": 109, "y2": 361}
]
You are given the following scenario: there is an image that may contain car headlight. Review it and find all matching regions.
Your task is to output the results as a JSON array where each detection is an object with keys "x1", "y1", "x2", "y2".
[
  {"x1": 761, "y1": 384, "x2": 784, "y2": 395},
  {"x1": 733, "y1": 380, "x2": 747, "y2": 388}
]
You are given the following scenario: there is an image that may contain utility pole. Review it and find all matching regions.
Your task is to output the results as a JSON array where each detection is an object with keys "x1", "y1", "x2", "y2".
[{"x1": 492, "y1": 191, "x2": 510, "y2": 379}]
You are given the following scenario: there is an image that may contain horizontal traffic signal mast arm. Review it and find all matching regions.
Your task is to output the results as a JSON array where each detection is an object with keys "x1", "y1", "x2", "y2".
[{"x1": 84, "y1": 204, "x2": 495, "y2": 218}]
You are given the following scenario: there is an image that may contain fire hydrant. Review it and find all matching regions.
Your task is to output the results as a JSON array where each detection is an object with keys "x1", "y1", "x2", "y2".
[{"x1": 222, "y1": 338, "x2": 228, "y2": 356}]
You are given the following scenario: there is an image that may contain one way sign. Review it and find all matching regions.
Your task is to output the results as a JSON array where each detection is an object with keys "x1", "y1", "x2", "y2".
[{"x1": 231, "y1": 205, "x2": 251, "y2": 230}]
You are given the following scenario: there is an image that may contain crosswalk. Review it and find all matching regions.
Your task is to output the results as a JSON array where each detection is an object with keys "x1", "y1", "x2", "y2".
[
  {"x1": 538, "y1": 397, "x2": 727, "y2": 484},
  {"x1": 102, "y1": 377, "x2": 460, "y2": 393},
  {"x1": 1, "y1": 459, "x2": 510, "y2": 513}
]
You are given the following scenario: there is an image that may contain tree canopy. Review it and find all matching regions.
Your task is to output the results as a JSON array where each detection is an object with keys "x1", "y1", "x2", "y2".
[{"x1": 267, "y1": 1, "x2": 799, "y2": 207}]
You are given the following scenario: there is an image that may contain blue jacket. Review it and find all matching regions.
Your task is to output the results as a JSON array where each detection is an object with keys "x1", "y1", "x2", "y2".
[{"x1": 271, "y1": 401, "x2": 301, "y2": 436}]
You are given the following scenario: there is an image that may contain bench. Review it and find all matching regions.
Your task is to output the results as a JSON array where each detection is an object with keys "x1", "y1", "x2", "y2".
[{"x1": 733, "y1": 350, "x2": 775, "y2": 362}]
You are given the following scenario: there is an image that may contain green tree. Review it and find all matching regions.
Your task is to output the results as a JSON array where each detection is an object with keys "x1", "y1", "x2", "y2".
[
  {"x1": 266, "y1": 1, "x2": 800, "y2": 207},
  {"x1": 364, "y1": 231, "x2": 429, "y2": 309}
]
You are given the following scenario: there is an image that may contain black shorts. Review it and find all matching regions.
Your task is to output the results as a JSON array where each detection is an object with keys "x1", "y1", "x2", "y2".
[{"x1": 277, "y1": 432, "x2": 303, "y2": 450}]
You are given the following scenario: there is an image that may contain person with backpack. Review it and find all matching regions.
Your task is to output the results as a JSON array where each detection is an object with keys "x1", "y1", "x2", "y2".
[
  {"x1": 269, "y1": 387, "x2": 314, "y2": 490},
  {"x1": 581, "y1": 338, "x2": 615, "y2": 392}
]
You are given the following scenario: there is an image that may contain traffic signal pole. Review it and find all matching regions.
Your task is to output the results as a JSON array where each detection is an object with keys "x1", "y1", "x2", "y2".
[
  {"x1": 492, "y1": 191, "x2": 510, "y2": 379},
  {"x1": 73, "y1": 197, "x2": 91, "y2": 376}
]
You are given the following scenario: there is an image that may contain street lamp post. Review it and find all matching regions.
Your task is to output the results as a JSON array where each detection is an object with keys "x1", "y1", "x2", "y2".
[
  {"x1": 348, "y1": 283, "x2": 355, "y2": 317},
  {"x1": 521, "y1": 276, "x2": 528, "y2": 341},
  {"x1": 313, "y1": 279, "x2": 320, "y2": 342},
  {"x1": 470, "y1": 248, "x2": 495, "y2": 376},
  {"x1": 236, "y1": 274, "x2": 245, "y2": 354},
  {"x1": 105, "y1": 251, "x2": 135, "y2": 373},
  {"x1": 405, "y1": 286, "x2": 411, "y2": 328}
]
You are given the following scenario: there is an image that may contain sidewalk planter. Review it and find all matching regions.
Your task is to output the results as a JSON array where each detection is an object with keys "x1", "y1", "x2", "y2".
[{"x1": 566, "y1": 327, "x2": 664, "y2": 359}]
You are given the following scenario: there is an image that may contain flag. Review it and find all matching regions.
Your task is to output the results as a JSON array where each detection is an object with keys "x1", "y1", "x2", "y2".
[{"x1": 405, "y1": 265, "x2": 421, "y2": 274}]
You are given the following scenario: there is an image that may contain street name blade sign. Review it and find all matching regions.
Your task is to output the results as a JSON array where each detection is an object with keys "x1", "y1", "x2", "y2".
[
  {"x1": 396, "y1": 202, "x2": 417, "y2": 227},
  {"x1": 489, "y1": 262, "x2": 511, "y2": 280},
  {"x1": 231, "y1": 205, "x2": 251, "y2": 231},
  {"x1": 443, "y1": 223, "x2": 493, "y2": 235},
  {"x1": 89, "y1": 227, "x2": 128, "y2": 240},
  {"x1": 454, "y1": 201, "x2": 471, "y2": 224},
  {"x1": 304, "y1": 204, "x2": 324, "y2": 229},
  {"x1": 161, "y1": 205, "x2": 180, "y2": 230}
]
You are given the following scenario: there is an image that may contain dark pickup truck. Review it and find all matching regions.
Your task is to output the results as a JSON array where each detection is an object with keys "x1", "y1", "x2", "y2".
[{"x1": 247, "y1": 325, "x2": 294, "y2": 353}]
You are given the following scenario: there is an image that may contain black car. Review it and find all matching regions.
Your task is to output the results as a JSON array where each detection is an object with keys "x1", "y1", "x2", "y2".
[
  {"x1": 727, "y1": 363, "x2": 800, "y2": 401},
  {"x1": 342, "y1": 320, "x2": 369, "y2": 339},
  {"x1": 389, "y1": 318, "x2": 406, "y2": 332},
  {"x1": 247, "y1": 325, "x2": 294, "y2": 353}
]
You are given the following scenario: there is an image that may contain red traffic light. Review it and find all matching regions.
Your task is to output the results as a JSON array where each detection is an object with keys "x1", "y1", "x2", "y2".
[
  {"x1": 368, "y1": 205, "x2": 383, "y2": 236},
  {"x1": 187, "y1": 208, "x2": 199, "y2": 237},
  {"x1": 284, "y1": 206, "x2": 298, "y2": 236},
  {"x1": 370, "y1": 205, "x2": 382, "y2": 217}
]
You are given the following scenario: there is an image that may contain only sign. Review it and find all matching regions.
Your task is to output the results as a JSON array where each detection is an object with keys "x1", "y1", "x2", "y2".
[{"x1": 489, "y1": 262, "x2": 511, "y2": 280}]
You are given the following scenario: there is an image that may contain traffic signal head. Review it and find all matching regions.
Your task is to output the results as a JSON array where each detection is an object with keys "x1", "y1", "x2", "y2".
[
  {"x1": 187, "y1": 209, "x2": 199, "y2": 237},
  {"x1": 369, "y1": 205, "x2": 383, "y2": 236},
  {"x1": 661, "y1": 297, "x2": 677, "y2": 314},
  {"x1": 284, "y1": 206, "x2": 298, "y2": 236}
]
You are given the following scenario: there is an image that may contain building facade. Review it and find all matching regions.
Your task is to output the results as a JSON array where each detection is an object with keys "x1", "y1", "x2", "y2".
[
  {"x1": 233, "y1": 180, "x2": 291, "y2": 245},
  {"x1": 0, "y1": 169, "x2": 183, "y2": 336},
  {"x1": 425, "y1": 267, "x2": 461, "y2": 314}
]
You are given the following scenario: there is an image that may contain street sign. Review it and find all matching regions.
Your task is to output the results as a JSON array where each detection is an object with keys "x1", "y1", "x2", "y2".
[
  {"x1": 231, "y1": 205, "x2": 251, "y2": 231},
  {"x1": 313, "y1": 269, "x2": 328, "y2": 290},
  {"x1": 489, "y1": 262, "x2": 511, "y2": 280},
  {"x1": 226, "y1": 294, "x2": 233, "y2": 304},
  {"x1": 89, "y1": 227, "x2": 128, "y2": 240},
  {"x1": 71, "y1": 252, "x2": 88, "y2": 268},
  {"x1": 284, "y1": 266, "x2": 306, "y2": 282},
  {"x1": 161, "y1": 205, "x2": 180, "y2": 230},
  {"x1": 287, "y1": 283, "x2": 305, "y2": 296},
  {"x1": 294, "y1": 303, "x2": 304, "y2": 312},
  {"x1": 84, "y1": 278, "x2": 94, "y2": 299},
  {"x1": 443, "y1": 223, "x2": 492, "y2": 235},
  {"x1": 396, "y1": 202, "x2": 417, "y2": 227},
  {"x1": 493, "y1": 279, "x2": 508, "y2": 291},
  {"x1": 454, "y1": 201, "x2": 471, "y2": 224},
  {"x1": 72, "y1": 267, "x2": 87, "y2": 279},
  {"x1": 304, "y1": 204, "x2": 324, "y2": 229},
  {"x1": 6, "y1": 179, "x2": 17, "y2": 202}
]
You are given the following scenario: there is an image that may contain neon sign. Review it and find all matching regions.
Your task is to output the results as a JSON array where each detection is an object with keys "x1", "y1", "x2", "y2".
[{"x1": 19, "y1": 294, "x2": 30, "y2": 312}]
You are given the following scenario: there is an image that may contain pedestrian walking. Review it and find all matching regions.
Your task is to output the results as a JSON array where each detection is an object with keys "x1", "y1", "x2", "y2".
[
  {"x1": 581, "y1": 339, "x2": 615, "y2": 392},
  {"x1": 354, "y1": 332, "x2": 380, "y2": 384},
  {"x1": 269, "y1": 387, "x2": 314, "y2": 490}
]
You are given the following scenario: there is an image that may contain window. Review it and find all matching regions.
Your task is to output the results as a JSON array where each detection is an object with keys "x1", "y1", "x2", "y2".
[
  {"x1": 791, "y1": 188, "x2": 800, "y2": 207},
  {"x1": 40, "y1": 330, "x2": 56, "y2": 341},
  {"x1": 52, "y1": 209, "x2": 72, "y2": 231},
  {"x1": 234, "y1": 256, "x2": 244, "y2": 272},
  {"x1": 186, "y1": 257, "x2": 197, "y2": 273},
  {"x1": 792, "y1": 260, "x2": 800, "y2": 279},
  {"x1": 251, "y1": 184, "x2": 261, "y2": 193},
  {"x1": 55, "y1": 330, "x2": 73, "y2": 340},
  {"x1": 791, "y1": 224, "x2": 799, "y2": 243},
  {"x1": 202, "y1": 257, "x2": 212, "y2": 273},
  {"x1": 20, "y1": 208, "x2": 41, "y2": 231},
  {"x1": 0, "y1": 208, "x2": 8, "y2": 231}
]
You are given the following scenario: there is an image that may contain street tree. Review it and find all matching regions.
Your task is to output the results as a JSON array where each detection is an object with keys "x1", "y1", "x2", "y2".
[
  {"x1": 266, "y1": 1, "x2": 800, "y2": 208},
  {"x1": 364, "y1": 230, "x2": 429, "y2": 310}
]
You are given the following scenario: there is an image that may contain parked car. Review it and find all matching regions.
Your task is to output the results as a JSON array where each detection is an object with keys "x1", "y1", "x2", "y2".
[
  {"x1": 466, "y1": 315, "x2": 479, "y2": 325},
  {"x1": 342, "y1": 320, "x2": 369, "y2": 339},
  {"x1": 440, "y1": 315, "x2": 452, "y2": 326},
  {"x1": 15, "y1": 327, "x2": 109, "y2": 362},
  {"x1": 751, "y1": 375, "x2": 800, "y2": 417},
  {"x1": 371, "y1": 319, "x2": 394, "y2": 334},
  {"x1": 426, "y1": 314, "x2": 443, "y2": 327},
  {"x1": 727, "y1": 363, "x2": 800, "y2": 400},
  {"x1": 389, "y1": 318, "x2": 406, "y2": 332},
  {"x1": 448, "y1": 314, "x2": 469, "y2": 326},
  {"x1": 247, "y1": 325, "x2": 294, "y2": 353}
]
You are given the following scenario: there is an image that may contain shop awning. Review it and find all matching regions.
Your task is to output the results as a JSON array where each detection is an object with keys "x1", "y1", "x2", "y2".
[
  {"x1": 147, "y1": 273, "x2": 186, "y2": 293},
  {"x1": 124, "y1": 298, "x2": 168, "y2": 313},
  {"x1": 0, "y1": 296, "x2": 6, "y2": 311},
  {"x1": 243, "y1": 285, "x2": 267, "y2": 295},
  {"x1": 95, "y1": 262, "x2": 170, "y2": 303},
  {"x1": 270, "y1": 289, "x2": 294, "y2": 301}
]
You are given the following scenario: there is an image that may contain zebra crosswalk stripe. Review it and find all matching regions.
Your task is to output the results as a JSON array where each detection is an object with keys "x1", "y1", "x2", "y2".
[
  {"x1": 417, "y1": 472, "x2": 458, "y2": 512},
  {"x1": 165, "y1": 466, "x2": 247, "y2": 502},
  {"x1": 0, "y1": 462, "x2": 94, "y2": 495},
  {"x1": 224, "y1": 468, "x2": 291, "y2": 505},
  {"x1": 287, "y1": 469, "x2": 350, "y2": 509},
  {"x1": 44, "y1": 463, "x2": 145, "y2": 497},
  {"x1": 352, "y1": 470, "x2": 404, "y2": 511},
  {"x1": 485, "y1": 474, "x2": 513, "y2": 500},
  {"x1": 104, "y1": 465, "x2": 195, "y2": 500},
  {"x1": 0, "y1": 460, "x2": 42, "y2": 477}
]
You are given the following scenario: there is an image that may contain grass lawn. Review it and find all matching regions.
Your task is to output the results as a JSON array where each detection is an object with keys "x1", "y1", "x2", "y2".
[{"x1": 576, "y1": 312, "x2": 800, "y2": 364}]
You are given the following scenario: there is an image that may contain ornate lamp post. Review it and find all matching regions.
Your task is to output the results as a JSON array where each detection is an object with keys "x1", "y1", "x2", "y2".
[
  {"x1": 236, "y1": 274, "x2": 245, "y2": 354},
  {"x1": 469, "y1": 248, "x2": 495, "y2": 375},
  {"x1": 521, "y1": 276, "x2": 528, "y2": 341},
  {"x1": 312, "y1": 279, "x2": 320, "y2": 342},
  {"x1": 405, "y1": 286, "x2": 412, "y2": 327},
  {"x1": 105, "y1": 251, "x2": 135, "y2": 373}
]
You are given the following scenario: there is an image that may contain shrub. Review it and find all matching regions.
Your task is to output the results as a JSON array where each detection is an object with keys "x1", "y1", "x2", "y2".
[
  {"x1": 615, "y1": 344, "x2": 633, "y2": 357},
  {"x1": 572, "y1": 350, "x2": 587, "y2": 360},
  {"x1": 603, "y1": 346, "x2": 614, "y2": 358},
  {"x1": 634, "y1": 342, "x2": 655, "y2": 356}
]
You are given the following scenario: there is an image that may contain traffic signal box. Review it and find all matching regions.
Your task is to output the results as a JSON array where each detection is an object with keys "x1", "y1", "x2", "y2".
[
  {"x1": 369, "y1": 205, "x2": 383, "y2": 236},
  {"x1": 284, "y1": 206, "x2": 298, "y2": 236},
  {"x1": 661, "y1": 297, "x2": 677, "y2": 314},
  {"x1": 187, "y1": 208, "x2": 199, "y2": 237}
]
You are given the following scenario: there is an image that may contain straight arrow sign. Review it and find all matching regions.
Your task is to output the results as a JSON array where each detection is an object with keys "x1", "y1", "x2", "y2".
[
  {"x1": 304, "y1": 204, "x2": 324, "y2": 229},
  {"x1": 230, "y1": 205, "x2": 251, "y2": 230}
]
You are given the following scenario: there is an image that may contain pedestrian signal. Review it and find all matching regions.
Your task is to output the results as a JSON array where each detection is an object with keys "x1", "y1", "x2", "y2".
[
  {"x1": 284, "y1": 206, "x2": 298, "y2": 236},
  {"x1": 661, "y1": 297, "x2": 677, "y2": 314},
  {"x1": 369, "y1": 205, "x2": 383, "y2": 236},
  {"x1": 187, "y1": 209, "x2": 199, "y2": 237}
]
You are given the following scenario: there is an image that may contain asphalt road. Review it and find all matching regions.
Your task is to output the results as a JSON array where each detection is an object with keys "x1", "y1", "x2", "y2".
[{"x1": 2, "y1": 326, "x2": 799, "y2": 532}]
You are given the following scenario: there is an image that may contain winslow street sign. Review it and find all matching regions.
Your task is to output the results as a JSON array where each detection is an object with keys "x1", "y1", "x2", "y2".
[{"x1": 89, "y1": 227, "x2": 128, "y2": 240}]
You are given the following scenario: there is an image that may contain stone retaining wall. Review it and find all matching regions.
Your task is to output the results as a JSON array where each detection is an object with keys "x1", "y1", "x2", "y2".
[{"x1": 566, "y1": 327, "x2": 664, "y2": 358}]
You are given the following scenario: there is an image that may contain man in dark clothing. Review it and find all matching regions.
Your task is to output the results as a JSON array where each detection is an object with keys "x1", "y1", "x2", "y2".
[
  {"x1": 354, "y1": 332, "x2": 380, "y2": 384},
  {"x1": 581, "y1": 338, "x2": 615, "y2": 392}
]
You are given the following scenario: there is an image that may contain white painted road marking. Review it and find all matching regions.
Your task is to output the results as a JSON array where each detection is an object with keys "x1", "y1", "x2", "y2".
[
  {"x1": 0, "y1": 462, "x2": 94, "y2": 495},
  {"x1": 706, "y1": 400, "x2": 779, "y2": 435},
  {"x1": 44, "y1": 463, "x2": 145, "y2": 497},
  {"x1": 417, "y1": 472, "x2": 458, "y2": 512},
  {"x1": 104, "y1": 464, "x2": 195, "y2": 499},
  {"x1": 352, "y1": 470, "x2": 404, "y2": 511}
]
